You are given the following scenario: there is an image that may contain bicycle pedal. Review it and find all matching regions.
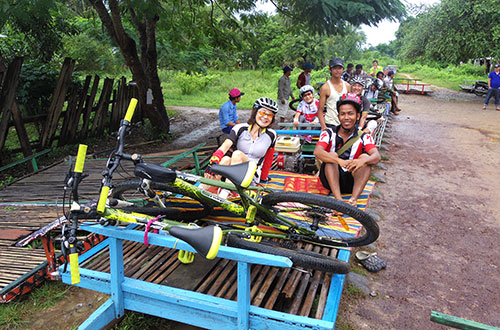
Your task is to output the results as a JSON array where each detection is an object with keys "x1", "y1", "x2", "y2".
[
  {"x1": 244, "y1": 226, "x2": 262, "y2": 243},
  {"x1": 178, "y1": 250, "x2": 195, "y2": 264},
  {"x1": 245, "y1": 205, "x2": 257, "y2": 223}
]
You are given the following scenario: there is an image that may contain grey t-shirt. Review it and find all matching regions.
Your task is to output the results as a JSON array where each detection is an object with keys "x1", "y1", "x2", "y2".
[{"x1": 228, "y1": 123, "x2": 277, "y2": 182}]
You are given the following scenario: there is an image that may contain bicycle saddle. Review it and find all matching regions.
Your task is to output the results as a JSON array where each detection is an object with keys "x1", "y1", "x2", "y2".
[
  {"x1": 210, "y1": 161, "x2": 257, "y2": 188},
  {"x1": 134, "y1": 162, "x2": 177, "y2": 183}
]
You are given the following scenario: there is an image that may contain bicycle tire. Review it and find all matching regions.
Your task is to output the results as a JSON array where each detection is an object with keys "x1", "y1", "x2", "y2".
[
  {"x1": 260, "y1": 191, "x2": 379, "y2": 247},
  {"x1": 226, "y1": 235, "x2": 350, "y2": 274},
  {"x1": 110, "y1": 179, "x2": 212, "y2": 221}
]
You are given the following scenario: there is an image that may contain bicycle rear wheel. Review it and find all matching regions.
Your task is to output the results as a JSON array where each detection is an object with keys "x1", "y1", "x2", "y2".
[
  {"x1": 110, "y1": 179, "x2": 212, "y2": 221},
  {"x1": 260, "y1": 191, "x2": 379, "y2": 247},
  {"x1": 226, "y1": 235, "x2": 350, "y2": 274}
]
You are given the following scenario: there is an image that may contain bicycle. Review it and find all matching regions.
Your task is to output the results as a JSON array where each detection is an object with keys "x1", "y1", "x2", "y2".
[
  {"x1": 60, "y1": 100, "x2": 222, "y2": 284},
  {"x1": 101, "y1": 99, "x2": 380, "y2": 274}
]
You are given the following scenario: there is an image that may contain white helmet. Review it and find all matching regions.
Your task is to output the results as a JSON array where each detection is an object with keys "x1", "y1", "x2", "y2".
[
  {"x1": 254, "y1": 97, "x2": 278, "y2": 113},
  {"x1": 299, "y1": 85, "x2": 315, "y2": 98}
]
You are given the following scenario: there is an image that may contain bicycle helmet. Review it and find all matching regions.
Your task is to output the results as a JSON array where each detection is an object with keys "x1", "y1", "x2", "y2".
[
  {"x1": 337, "y1": 93, "x2": 362, "y2": 113},
  {"x1": 253, "y1": 97, "x2": 278, "y2": 113},
  {"x1": 299, "y1": 85, "x2": 315, "y2": 98},
  {"x1": 350, "y1": 77, "x2": 365, "y2": 87}
]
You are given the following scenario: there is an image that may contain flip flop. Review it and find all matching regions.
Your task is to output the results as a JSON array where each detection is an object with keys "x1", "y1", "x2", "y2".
[{"x1": 355, "y1": 251, "x2": 387, "y2": 272}]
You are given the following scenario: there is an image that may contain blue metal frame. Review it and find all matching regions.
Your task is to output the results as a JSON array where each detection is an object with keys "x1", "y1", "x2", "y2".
[{"x1": 60, "y1": 223, "x2": 350, "y2": 330}]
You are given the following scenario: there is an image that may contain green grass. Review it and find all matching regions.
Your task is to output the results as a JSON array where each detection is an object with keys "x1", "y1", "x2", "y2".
[
  {"x1": 160, "y1": 68, "x2": 329, "y2": 109},
  {"x1": 115, "y1": 311, "x2": 173, "y2": 330},
  {"x1": 0, "y1": 281, "x2": 70, "y2": 328}
]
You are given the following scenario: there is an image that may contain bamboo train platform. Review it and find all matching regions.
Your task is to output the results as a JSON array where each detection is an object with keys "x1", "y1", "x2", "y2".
[{"x1": 0, "y1": 141, "x2": 374, "y2": 328}]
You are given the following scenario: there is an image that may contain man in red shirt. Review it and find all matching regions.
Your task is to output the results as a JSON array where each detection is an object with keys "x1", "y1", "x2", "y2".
[
  {"x1": 296, "y1": 62, "x2": 314, "y2": 89},
  {"x1": 314, "y1": 93, "x2": 381, "y2": 207}
]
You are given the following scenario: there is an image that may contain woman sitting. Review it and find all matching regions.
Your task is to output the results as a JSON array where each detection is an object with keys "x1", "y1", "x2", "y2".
[{"x1": 204, "y1": 97, "x2": 278, "y2": 196}]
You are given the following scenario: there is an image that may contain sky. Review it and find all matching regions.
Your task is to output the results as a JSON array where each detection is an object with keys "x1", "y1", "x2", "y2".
[
  {"x1": 361, "y1": 0, "x2": 441, "y2": 47},
  {"x1": 257, "y1": 0, "x2": 441, "y2": 47}
]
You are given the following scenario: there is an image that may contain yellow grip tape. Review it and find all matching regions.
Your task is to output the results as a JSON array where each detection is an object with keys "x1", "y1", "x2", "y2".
[
  {"x1": 69, "y1": 251, "x2": 80, "y2": 284},
  {"x1": 74, "y1": 144, "x2": 88, "y2": 173},
  {"x1": 97, "y1": 186, "x2": 110, "y2": 214},
  {"x1": 124, "y1": 98, "x2": 138, "y2": 122}
]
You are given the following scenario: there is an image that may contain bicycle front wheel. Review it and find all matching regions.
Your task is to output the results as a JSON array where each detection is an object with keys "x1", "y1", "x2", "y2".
[
  {"x1": 110, "y1": 179, "x2": 212, "y2": 221},
  {"x1": 260, "y1": 191, "x2": 379, "y2": 247}
]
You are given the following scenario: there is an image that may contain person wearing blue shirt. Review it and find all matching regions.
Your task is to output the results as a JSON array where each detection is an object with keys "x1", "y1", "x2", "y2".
[
  {"x1": 483, "y1": 64, "x2": 500, "y2": 111},
  {"x1": 219, "y1": 88, "x2": 244, "y2": 133}
]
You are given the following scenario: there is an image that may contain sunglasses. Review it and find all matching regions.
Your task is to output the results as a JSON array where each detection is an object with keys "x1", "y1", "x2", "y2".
[{"x1": 258, "y1": 110, "x2": 274, "y2": 118}]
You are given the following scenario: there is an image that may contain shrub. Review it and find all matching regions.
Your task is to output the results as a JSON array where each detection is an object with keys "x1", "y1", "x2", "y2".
[{"x1": 174, "y1": 72, "x2": 220, "y2": 95}]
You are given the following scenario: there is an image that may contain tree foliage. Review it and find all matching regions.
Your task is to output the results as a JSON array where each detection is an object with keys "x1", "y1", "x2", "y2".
[
  {"x1": 274, "y1": 0, "x2": 405, "y2": 35},
  {"x1": 2, "y1": 0, "x2": 406, "y2": 132},
  {"x1": 0, "y1": 0, "x2": 76, "y2": 62},
  {"x1": 395, "y1": 0, "x2": 500, "y2": 64}
]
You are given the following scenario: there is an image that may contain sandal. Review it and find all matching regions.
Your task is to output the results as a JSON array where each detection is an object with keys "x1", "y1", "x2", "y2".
[{"x1": 356, "y1": 251, "x2": 387, "y2": 272}]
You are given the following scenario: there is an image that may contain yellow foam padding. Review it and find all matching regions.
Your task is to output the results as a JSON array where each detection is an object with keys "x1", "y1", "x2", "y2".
[
  {"x1": 241, "y1": 161, "x2": 257, "y2": 188},
  {"x1": 205, "y1": 226, "x2": 222, "y2": 259},
  {"x1": 124, "y1": 98, "x2": 138, "y2": 122},
  {"x1": 97, "y1": 186, "x2": 110, "y2": 214},
  {"x1": 69, "y1": 251, "x2": 80, "y2": 284},
  {"x1": 74, "y1": 144, "x2": 88, "y2": 173}
]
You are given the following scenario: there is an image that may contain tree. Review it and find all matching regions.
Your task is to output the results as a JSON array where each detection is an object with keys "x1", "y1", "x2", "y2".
[{"x1": 395, "y1": 0, "x2": 500, "y2": 64}]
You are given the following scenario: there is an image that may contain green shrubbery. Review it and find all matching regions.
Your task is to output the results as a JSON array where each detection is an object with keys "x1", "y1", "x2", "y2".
[{"x1": 174, "y1": 72, "x2": 221, "y2": 95}]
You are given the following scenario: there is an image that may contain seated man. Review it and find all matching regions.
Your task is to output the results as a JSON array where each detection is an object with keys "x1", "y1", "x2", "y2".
[
  {"x1": 384, "y1": 70, "x2": 402, "y2": 114},
  {"x1": 314, "y1": 93, "x2": 381, "y2": 207},
  {"x1": 219, "y1": 88, "x2": 244, "y2": 134},
  {"x1": 351, "y1": 64, "x2": 366, "y2": 80}
]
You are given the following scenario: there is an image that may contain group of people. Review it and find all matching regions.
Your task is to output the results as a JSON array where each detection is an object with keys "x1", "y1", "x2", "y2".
[{"x1": 214, "y1": 57, "x2": 383, "y2": 206}]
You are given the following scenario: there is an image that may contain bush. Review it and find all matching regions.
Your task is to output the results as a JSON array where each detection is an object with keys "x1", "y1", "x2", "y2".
[{"x1": 174, "y1": 72, "x2": 220, "y2": 95}]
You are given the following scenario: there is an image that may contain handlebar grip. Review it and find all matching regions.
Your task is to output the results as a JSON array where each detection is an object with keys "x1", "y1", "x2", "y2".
[
  {"x1": 124, "y1": 98, "x2": 138, "y2": 123},
  {"x1": 69, "y1": 248, "x2": 80, "y2": 284},
  {"x1": 74, "y1": 144, "x2": 88, "y2": 173},
  {"x1": 97, "y1": 186, "x2": 110, "y2": 214}
]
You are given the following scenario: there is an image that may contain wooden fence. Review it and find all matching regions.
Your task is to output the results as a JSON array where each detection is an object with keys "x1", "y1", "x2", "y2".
[{"x1": 0, "y1": 56, "x2": 141, "y2": 165}]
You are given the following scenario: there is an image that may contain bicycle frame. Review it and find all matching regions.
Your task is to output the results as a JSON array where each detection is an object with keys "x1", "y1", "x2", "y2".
[{"x1": 137, "y1": 172, "x2": 317, "y2": 239}]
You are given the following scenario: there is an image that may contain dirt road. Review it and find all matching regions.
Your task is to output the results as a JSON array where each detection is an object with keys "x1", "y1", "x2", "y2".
[{"x1": 343, "y1": 89, "x2": 500, "y2": 329}]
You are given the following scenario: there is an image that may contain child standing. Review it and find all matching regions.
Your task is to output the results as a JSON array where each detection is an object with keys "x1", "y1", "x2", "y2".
[
  {"x1": 294, "y1": 85, "x2": 319, "y2": 143},
  {"x1": 294, "y1": 85, "x2": 319, "y2": 126}
]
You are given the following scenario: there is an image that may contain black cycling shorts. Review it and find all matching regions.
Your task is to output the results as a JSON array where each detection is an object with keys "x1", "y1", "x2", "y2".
[{"x1": 319, "y1": 162, "x2": 354, "y2": 194}]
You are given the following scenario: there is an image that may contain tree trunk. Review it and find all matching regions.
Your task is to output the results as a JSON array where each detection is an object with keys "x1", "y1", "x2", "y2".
[{"x1": 90, "y1": 0, "x2": 169, "y2": 132}]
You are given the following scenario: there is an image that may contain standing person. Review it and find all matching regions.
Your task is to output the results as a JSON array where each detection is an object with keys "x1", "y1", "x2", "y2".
[
  {"x1": 318, "y1": 57, "x2": 351, "y2": 130},
  {"x1": 342, "y1": 63, "x2": 354, "y2": 82},
  {"x1": 277, "y1": 66, "x2": 295, "y2": 122},
  {"x1": 483, "y1": 64, "x2": 500, "y2": 111},
  {"x1": 296, "y1": 62, "x2": 314, "y2": 89},
  {"x1": 369, "y1": 60, "x2": 381, "y2": 77},
  {"x1": 314, "y1": 93, "x2": 381, "y2": 207},
  {"x1": 219, "y1": 88, "x2": 244, "y2": 134}
]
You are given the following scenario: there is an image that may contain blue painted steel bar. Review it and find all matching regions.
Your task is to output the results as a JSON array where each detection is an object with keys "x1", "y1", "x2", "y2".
[
  {"x1": 79, "y1": 223, "x2": 292, "y2": 267},
  {"x1": 322, "y1": 248, "x2": 351, "y2": 327},
  {"x1": 109, "y1": 238, "x2": 125, "y2": 318},
  {"x1": 275, "y1": 129, "x2": 321, "y2": 136},
  {"x1": 79, "y1": 298, "x2": 116, "y2": 330},
  {"x1": 237, "y1": 262, "x2": 251, "y2": 330},
  {"x1": 60, "y1": 224, "x2": 345, "y2": 329}
]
